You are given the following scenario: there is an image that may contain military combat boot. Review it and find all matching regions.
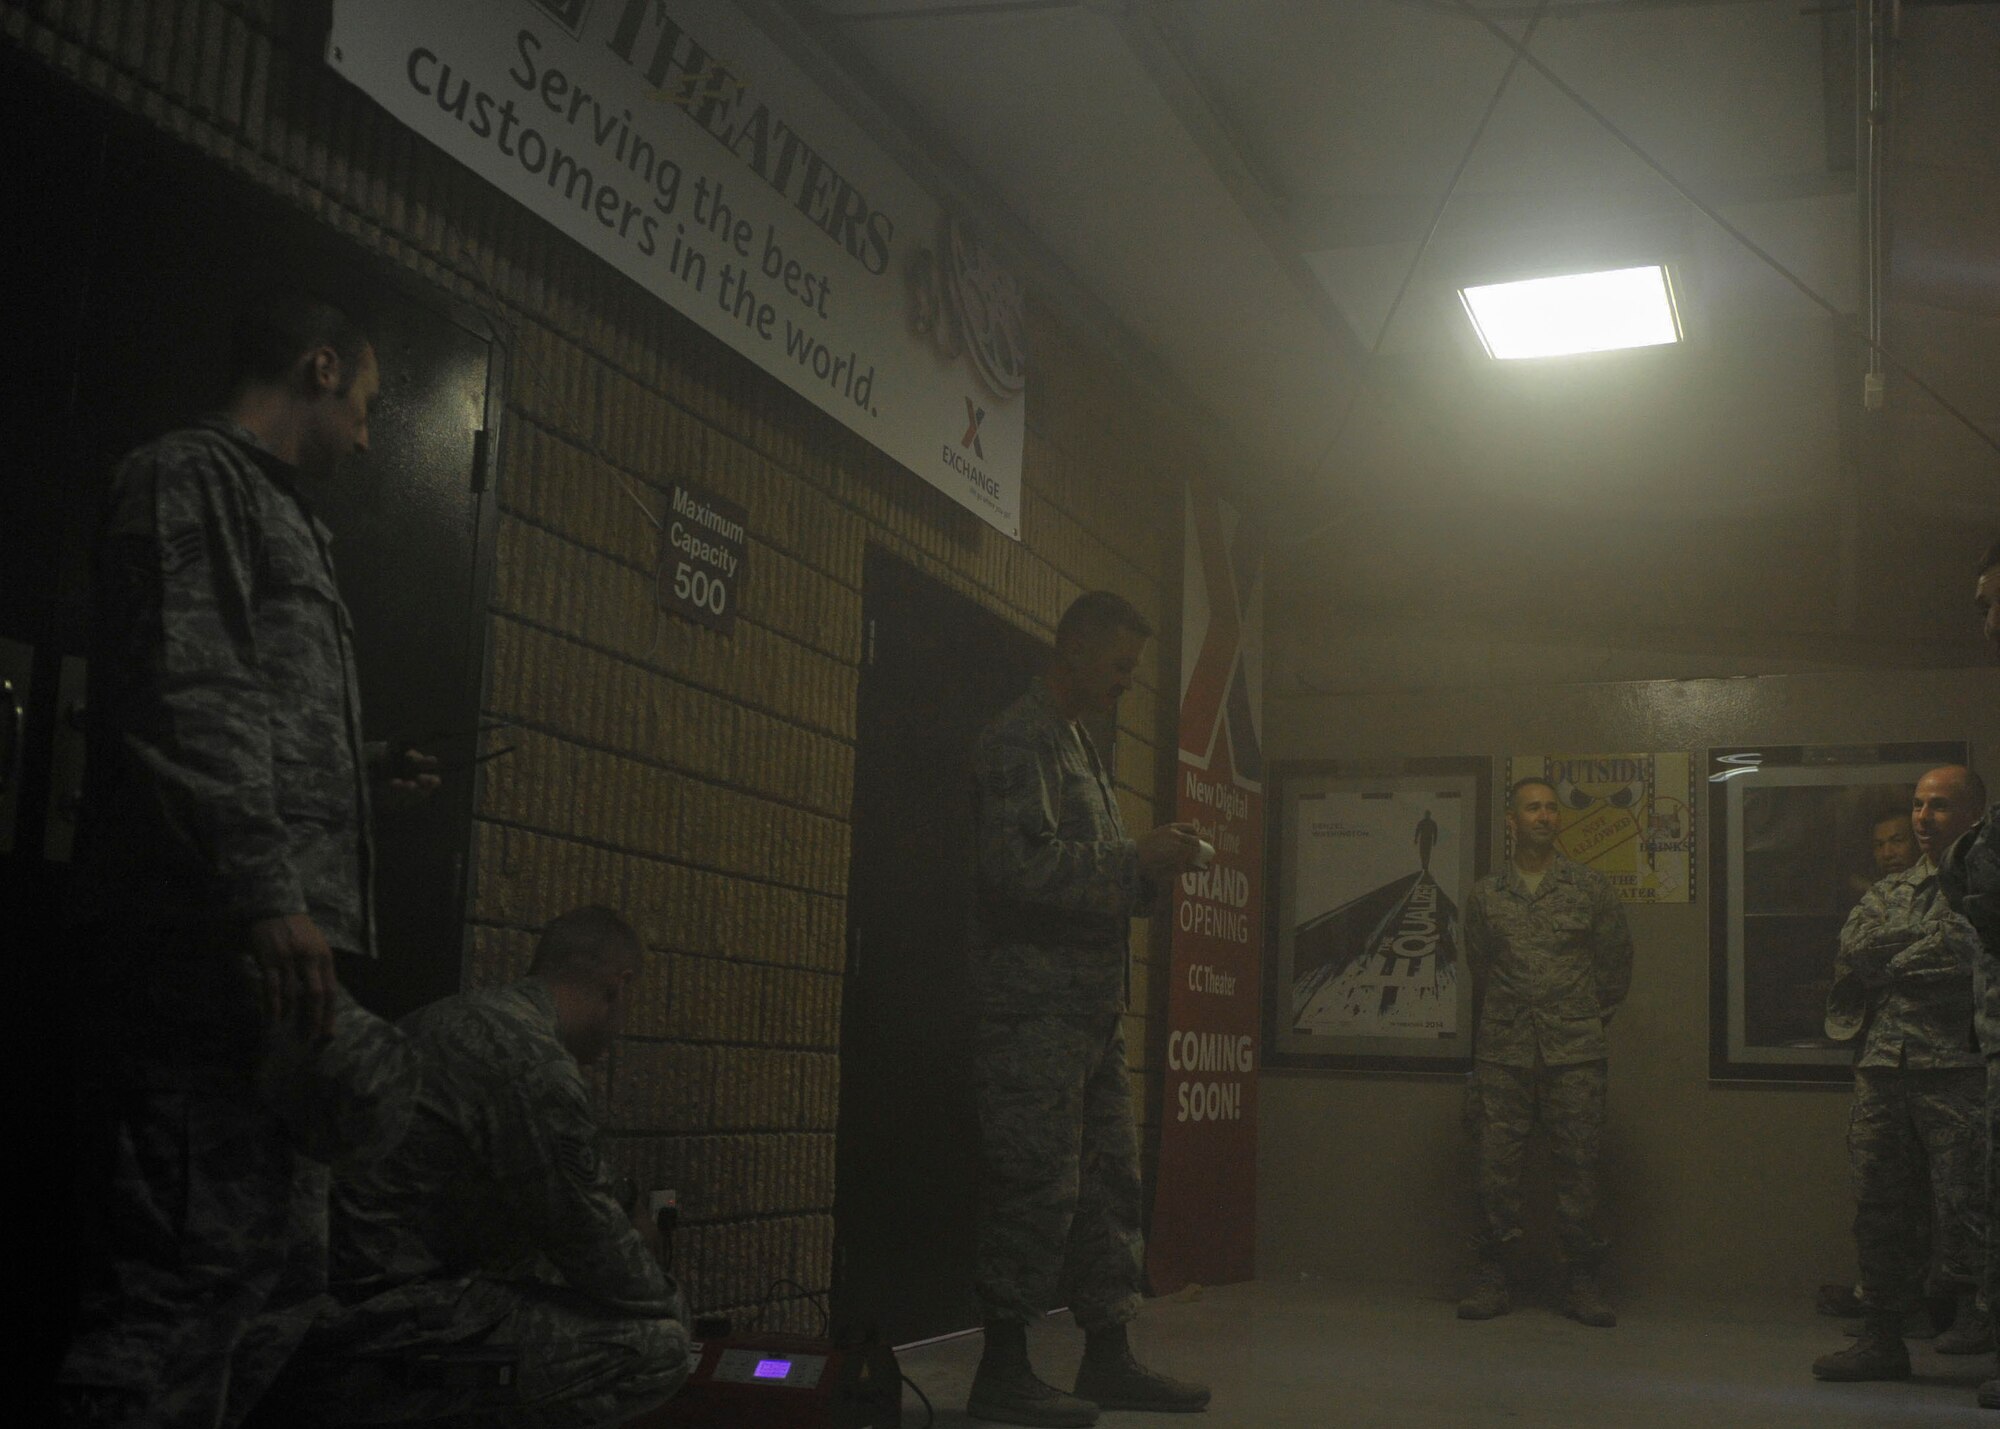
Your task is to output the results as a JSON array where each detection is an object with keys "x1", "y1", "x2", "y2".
[
  {"x1": 1072, "y1": 1324, "x2": 1211, "y2": 1413},
  {"x1": 1456, "y1": 1259, "x2": 1510, "y2": 1320},
  {"x1": 1811, "y1": 1308, "x2": 1911, "y2": 1381},
  {"x1": 1923, "y1": 1284, "x2": 1960, "y2": 1339},
  {"x1": 968, "y1": 1321, "x2": 1099, "y2": 1427},
  {"x1": 1934, "y1": 1290, "x2": 1997, "y2": 1356},
  {"x1": 1561, "y1": 1268, "x2": 1616, "y2": 1328}
]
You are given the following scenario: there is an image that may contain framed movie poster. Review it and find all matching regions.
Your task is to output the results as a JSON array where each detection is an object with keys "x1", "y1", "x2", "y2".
[
  {"x1": 1707, "y1": 741, "x2": 1968, "y2": 1083},
  {"x1": 1267, "y1": 759, "x2": 1492, "y2": 1072}
]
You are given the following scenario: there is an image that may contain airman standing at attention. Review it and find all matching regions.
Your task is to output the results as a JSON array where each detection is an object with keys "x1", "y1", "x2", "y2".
[{"x1": 1457, "y1": 777, "x2": 1634, "y2": 1328}]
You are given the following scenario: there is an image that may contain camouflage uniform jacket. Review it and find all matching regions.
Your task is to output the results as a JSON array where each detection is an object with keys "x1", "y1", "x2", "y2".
[
  {"x1": 971, "y1": 678, "x2": 1155, "y2": 1016},
  {"x1": 73, "y1": 418, "x2": 377, "y2": 955},
  {"x1": 1826, "y1": 856, "x2": 1981, "y2": 1069},
  {"x1": 1941, "y1": 805, "x2": 2000, "y2": 1055},
  {"x1": 1464, "y1": 855, "x2": 1634, "y2": 1067},
  {"x1": 329, "y1": 979, "x2": 678, "y2": 1321}
]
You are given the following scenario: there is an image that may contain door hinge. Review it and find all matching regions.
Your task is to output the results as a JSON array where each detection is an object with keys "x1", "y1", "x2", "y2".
[
  {"x1": 469, "y1": 428, "x2": 489, "y2": 493},
  {"x1": 864, "y1": 618, "x2": 876, "y2": 668}
]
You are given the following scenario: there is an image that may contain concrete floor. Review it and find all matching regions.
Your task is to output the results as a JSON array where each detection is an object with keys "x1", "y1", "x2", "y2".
[{"x1": 894, "y1": 1279, "x2": 1994, "y2": 1427}]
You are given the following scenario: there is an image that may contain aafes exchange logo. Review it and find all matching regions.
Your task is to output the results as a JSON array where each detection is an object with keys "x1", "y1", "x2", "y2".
[
  {"x1": 961, "y1": 396, "x2": 986, "y2": 459},
  {"x1": 525, "y1": 0, "x2": 591, "y2": 38},
  {"x1": 942, "y1": 396, "x2": 1000, "y2": 500}
]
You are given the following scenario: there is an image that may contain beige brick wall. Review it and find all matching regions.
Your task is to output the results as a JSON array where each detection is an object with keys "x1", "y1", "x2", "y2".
[{"x1": 8, "y1": 0, "x2": 1216, "y2": 1329}]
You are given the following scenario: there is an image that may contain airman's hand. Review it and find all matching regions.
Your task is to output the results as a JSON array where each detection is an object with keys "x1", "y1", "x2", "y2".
[
  {"x1": 1138, "y1": 823, "x2": 1204, "y2": 876},
  {"x1": 631, "y1": 1200, "x2": 667, "y2": 1266},
  {"x1": 381, "y1": 746, "x2": 442, "y2": 809},
  {"x1": 246, "y1": 912, "x2": 338, "y2": 1040}
]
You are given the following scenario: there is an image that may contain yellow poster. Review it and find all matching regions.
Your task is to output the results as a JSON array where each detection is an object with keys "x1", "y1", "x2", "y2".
[{"x1": 1505, "y1": 753, "x2": 1696, "y2": 904}]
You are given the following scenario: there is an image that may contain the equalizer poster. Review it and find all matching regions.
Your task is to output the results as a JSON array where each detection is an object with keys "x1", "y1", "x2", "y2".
[
  {"x1": 1146, "y1": 486, "x2": 1263, "y2": 1293},
  {"x1": 1268, "y1": 761, "x2": 1490, "y2": 1072}
]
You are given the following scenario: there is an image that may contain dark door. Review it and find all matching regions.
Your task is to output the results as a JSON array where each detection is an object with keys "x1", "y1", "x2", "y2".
[
  {"x1": 833, "y1": 549, "x2": 1048, "y2": 1346},
  {"x1": 1, "y1": 45, "x2": 501, "y2": 1395}
]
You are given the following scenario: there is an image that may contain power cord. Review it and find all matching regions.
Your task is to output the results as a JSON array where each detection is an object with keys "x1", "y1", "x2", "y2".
[
  {"x1": 652, "y1": 1198, "x2": 677, "y2": 1274},
  {"x1": 754, "y1": 1277, "x2": 832, "y2": 1337},
  {"x1": 900, "y1": 1371, "x2": 935, "y2": 1428}
]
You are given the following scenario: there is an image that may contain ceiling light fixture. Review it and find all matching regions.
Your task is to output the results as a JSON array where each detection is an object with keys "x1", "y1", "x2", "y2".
[{"x1": 1458, "y1": 264, "x2": 1682, "y2": 360}]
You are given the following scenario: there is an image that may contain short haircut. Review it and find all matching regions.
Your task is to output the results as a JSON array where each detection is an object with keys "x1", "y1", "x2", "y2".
[
  {"x1": 1056, "y1": 590, "x2": 1154, "y2": 647},
  {"x1": 1871, "y1": 808, "x2": 1911, "y2": 832},
  {"x1": 230, "y1": 290, "x2": 371, "y2": 394},
  {"x1": 529, "y1": 906, "x2": 643, "y2": 979},
  {"x1": 1922, "y1": 766, "x2": 1989, "y2": 809},
  {"x1": 1508, "y1": 776, "x2": 1558, "y2": 809},
  {"x1": 1981, "y1": 537, "x2": 2000, "y2": 578}
]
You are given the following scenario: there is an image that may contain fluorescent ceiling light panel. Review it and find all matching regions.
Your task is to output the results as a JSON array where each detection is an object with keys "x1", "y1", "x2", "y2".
[{"x1": 1459, "y1": 265, "x2": 1682, "y2": 359}]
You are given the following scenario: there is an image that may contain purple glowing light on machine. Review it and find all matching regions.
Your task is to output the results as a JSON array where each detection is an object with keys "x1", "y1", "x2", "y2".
[{"x1": 753, "y1": 1359, "x2": 791, "y2": 1380}]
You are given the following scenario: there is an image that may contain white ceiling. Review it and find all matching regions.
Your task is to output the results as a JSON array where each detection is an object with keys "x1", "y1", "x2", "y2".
[
  {"x1": 790, "y1": 0, "x2": 1861, "y2": 523},
  {"x1": 770, "y1": 0, "x2": 1998, "y2": 682}
]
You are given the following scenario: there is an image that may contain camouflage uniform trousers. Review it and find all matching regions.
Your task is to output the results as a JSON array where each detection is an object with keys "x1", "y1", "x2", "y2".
[
  {"x1": 973, "y1": 1013, "x2": 1143, "y2": 1331},
  {"x1": 1988, "y1": 1056, "x2": 2000, "y2": 1316},
  {"x1": 60, "y1": 930, "x2": 415, "y2": 1429},
  {"x1": 1472, "y1": 1057, "x2": 1609, "y2": 1265},
  {"x1": 262, "y1": 1278, "x2": 690, "y2": 1428},
  {"x1": 1850, "y1": 1064, "x2": 1986, "y2": 1310},
  {"x1": 1987, "y1": 1055, "x2": 2000, "y2": 1316}
]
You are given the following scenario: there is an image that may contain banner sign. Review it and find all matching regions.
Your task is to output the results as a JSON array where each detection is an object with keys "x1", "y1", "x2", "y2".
[
  {"x1": 329, "y1": 0, "x2": 1026, "y2": 538},
  {"x1": 658, "y1": 481, "x2": 746, "y2": 632},
  {"x1": 1505, "y1": 753, "x2": 1696, "y2": 903},
  {"x1": 1147, "y1": 487, "x2": 1263, "y2": 1293}
]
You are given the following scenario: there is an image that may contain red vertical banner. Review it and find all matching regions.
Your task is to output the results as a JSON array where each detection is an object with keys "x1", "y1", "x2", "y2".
[{"x1": 1146, "y1": 485, "x2": 1263, "y2": 1292}]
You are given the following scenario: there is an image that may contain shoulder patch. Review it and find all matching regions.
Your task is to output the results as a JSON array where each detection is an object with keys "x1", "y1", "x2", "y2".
[
  {"x1": 160, "y1": 525, "x2": 205, "y2": 576},
  {"x1": 554, "y1": 1131, "x2": 601, "y2": 1185}
]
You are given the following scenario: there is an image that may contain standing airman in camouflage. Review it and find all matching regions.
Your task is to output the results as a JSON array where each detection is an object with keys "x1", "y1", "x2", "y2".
[
  {"x1": 1457, "y1": 777, "x2": 1634, "y2": 1328},
  {"x1": 1944, "y1": 786, "x2": 2000, "y2": 1408},
  {"x1": 59, "y1": 294, "x2": 430, "y2": 1428},
  {"x1": 265, "y1": 907, "x2": 689, "y2": 1427},
  {"x1": 1940, "y1": 538, "x2": 2000, "y2": 1411},
  {"x1": 1814, "y1": 765, "x2": 1989, "y2": 1382},
  {"x1": 967, "y1": 591, "x2": 1208, "y2": 1428}
]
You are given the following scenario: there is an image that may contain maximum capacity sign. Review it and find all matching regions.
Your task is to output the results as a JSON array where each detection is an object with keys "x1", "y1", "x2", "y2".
[{"x1": 659, "y1": 482, "x2": 747, "y2": 633}]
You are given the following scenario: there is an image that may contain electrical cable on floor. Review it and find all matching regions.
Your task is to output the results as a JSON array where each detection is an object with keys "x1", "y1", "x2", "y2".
[
  {"x1": 1288, "y1": 0, "x2": 1551, "y2": 546},
  {"x1": 900, "y1": 1370, "x2": 935, "y2": 1428},
  {"x1": 1444, "y1": 0, "x2": 2000, "y2": 467}
]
